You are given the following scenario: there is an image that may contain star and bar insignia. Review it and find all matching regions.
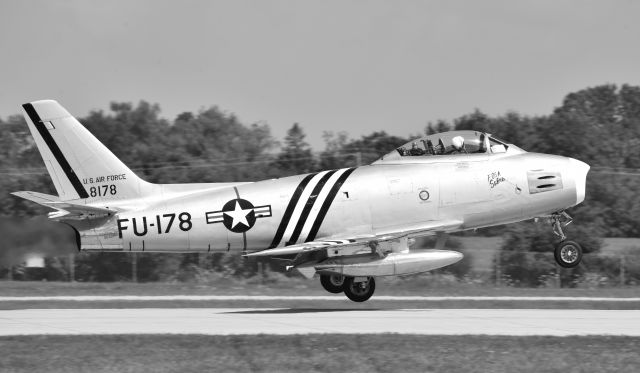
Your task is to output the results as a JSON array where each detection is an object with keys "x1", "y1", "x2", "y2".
[{"x1": 205, "y1": 198, "x2": 272, "y2": 233}]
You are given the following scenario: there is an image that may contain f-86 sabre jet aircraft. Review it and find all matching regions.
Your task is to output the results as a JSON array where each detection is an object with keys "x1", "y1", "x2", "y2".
[{"x1": 14, "y1": 100, "x2": 590, "y2": 302}]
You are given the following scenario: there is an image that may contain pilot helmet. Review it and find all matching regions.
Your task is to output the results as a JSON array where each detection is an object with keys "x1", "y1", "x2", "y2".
[{"x1": 451, "y1": 136, "x2": 465, "y2": 150}]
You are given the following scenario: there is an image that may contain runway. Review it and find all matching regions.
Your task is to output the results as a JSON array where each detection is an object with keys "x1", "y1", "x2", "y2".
[
  {"x1": 1, "y1": 308, "x2": 639, "y2": 336},
  {"x1": 2, "y1": 295, "x2": 639, "y2": 302}
]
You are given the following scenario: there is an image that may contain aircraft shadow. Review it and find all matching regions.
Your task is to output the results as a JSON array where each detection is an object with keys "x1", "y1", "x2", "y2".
[{"x1": 223, "y1": 308, "x2": 383, "y2": 314}]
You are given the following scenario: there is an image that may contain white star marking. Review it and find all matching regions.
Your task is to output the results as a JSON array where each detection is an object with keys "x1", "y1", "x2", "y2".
[{"x1": 223, "y1": 201, "x2": 252, "y2": 229}]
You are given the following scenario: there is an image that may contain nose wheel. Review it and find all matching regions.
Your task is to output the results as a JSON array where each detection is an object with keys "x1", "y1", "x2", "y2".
[
  {"x1": 554, "y1": 240, "x2": 583, "y2": 268},
  {"x1": 549, "y1": 212, "x2": 583, "y2": 268}
]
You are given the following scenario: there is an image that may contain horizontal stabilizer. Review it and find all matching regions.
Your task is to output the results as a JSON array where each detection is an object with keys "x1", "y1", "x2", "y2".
[
  {"x1": 12, "y1": 191, "x2": 114, "y2": 219},
  {"x1": 11, "y1": 191, "x2": 59, "y2": 205}
]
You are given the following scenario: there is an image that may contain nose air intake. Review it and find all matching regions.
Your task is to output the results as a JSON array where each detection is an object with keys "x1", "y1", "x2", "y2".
[{"x1": 569, "y1": 158, "x2": 590, "y2": 205}]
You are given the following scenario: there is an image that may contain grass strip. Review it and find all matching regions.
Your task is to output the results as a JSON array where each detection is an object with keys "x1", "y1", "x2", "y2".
[
  {"x1": 1, "y1": 281, "x2": 639, "y2": 297},
  {"x1": 0, "y1": 334, "x2": 638, "y2": 373}
]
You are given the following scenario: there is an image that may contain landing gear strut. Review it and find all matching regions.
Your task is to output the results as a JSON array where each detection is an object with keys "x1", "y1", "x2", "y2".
[
  {"x1": 343, "y1": 276, "x2": 375, "y2": 302},
  {"x1": 550, "y1": 211, "x2": 583, "y2": 268},
  {"x1": 550, "y1": 211, "x2": 572, "y2": 241}
]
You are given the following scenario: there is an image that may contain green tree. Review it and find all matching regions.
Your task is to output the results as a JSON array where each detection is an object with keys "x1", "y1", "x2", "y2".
[
  {"x1": 343, "y1": 131, "x2": 409, "y2": 164},
  {"x1": 318, "y1": 131, "x2": 349, "y2": 170},
  {"x1": 426, "y1": 119, "x2": 450, "y2": 135},
  {"x1": 274, "y1": 123, "x2": 315, "y2": 175}
]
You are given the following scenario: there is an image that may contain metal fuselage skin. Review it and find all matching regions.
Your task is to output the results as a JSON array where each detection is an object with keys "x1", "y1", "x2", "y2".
[{"x1": 83, "y1": 150, "x2": 589, "y2": 254}]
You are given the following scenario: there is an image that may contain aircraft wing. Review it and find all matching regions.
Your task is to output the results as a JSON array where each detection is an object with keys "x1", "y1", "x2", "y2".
[
  {"x1": 12, "y1": 191, "x2": 114, "y2": 219},
  {"x1": 245, "y1": 238, "x2": 363, "y2": 257},
  {"x1": 370, "y1": 219, "x2": 463, "y2": 238},
  {"x1": 245, "y1": 219, "x2": 463, "y2": 258}
]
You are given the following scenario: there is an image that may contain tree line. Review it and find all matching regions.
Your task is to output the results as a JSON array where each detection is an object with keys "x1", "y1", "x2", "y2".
[{"x1": 1, "y1": 84, "x2": 639, "y2": 284}]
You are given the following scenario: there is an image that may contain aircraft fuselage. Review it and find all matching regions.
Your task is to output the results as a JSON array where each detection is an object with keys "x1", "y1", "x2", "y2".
[{"x1": 85, "y1": 152, "x2": 586, "y2": 253}]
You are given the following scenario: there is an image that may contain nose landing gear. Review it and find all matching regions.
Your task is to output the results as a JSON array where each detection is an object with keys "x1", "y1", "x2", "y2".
[{"x1": 550, "y1": 211, "x2": 583, "y2": 268}]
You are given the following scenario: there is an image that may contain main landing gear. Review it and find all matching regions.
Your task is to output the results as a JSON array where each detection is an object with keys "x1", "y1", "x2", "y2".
[
  {"x1": 320, "y1": 274, "x2": 376, "y2": 302},
  {"x1": 550, "y1": 212, "x2": 583, "y2": 268},
  {"x1": 320, "y1": 274, "x2": 345, "y2": 293}
]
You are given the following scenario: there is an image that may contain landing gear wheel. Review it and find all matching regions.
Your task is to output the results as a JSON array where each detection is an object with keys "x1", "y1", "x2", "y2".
[
  {"x1": 343, "y1": 277, "x2": 376, "y2": 302},
  {"x1": 320, "y1": 274, "x2": 345, "y2": 294},
  {"x1": 554, "y1": 240, "x2": 583, "y2": 268}
]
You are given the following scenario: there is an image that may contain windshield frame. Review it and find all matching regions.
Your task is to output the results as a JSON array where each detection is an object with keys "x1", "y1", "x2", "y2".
[{"x1": 376, "y1": 130, "x2": 522, "y2": 162}]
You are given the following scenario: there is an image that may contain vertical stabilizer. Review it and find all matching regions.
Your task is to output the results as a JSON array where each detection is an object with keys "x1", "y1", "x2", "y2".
[{"x1": 21, "y1": 100, "x2": 152, "y2": 202}]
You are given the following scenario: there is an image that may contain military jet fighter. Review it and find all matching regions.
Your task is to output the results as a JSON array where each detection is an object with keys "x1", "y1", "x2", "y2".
[{"x1": 13, "y1": 100, "x2": 590, "y2": 302}]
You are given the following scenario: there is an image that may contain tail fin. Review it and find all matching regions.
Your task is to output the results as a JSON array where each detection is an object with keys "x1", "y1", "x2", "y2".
[{"x1": 21, "y1": 100, "x2": 151, "y2": 202}]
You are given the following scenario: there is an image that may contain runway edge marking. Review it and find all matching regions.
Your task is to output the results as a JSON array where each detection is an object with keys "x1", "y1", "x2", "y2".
[{"x1": 1, "y1": 295, "x2": 640, "y2": 302}]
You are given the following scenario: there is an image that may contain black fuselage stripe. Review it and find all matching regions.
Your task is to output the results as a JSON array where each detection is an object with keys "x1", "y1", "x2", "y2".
[
  {"x1": 305, "y1": 167, "x2": 357, "y2": 242},
  {"x1": 286, "y1": 170, "x2": 337, "y2": 246},
  {"x1": 234, "y1": 187, "x2": 246, "y2": 250},
  {"x1": 22, "y1": 103, "x2": 89, "y2": 199},
  {"x1": 268, "y1": 172, "x2": 318, "y2": 248}
]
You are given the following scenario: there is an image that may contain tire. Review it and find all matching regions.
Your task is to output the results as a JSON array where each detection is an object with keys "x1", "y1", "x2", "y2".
[
  {"x1": 320, "y1": 274, "x2": 345, "y2": 294},
  {"x1": 343, "y1": 277, "x2": 376, "y2": 302},
  {"x1": 554, "y1": 240, "x2": 583, "y2": 268}
]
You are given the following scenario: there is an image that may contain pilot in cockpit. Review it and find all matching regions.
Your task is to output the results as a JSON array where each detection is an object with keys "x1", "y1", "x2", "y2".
[
  {"x1": 409, "y1": 142, "x2": 426, "y2": 156},
  {"x1": 450, "y1": 136, "x2": 467, "y2": 154}
]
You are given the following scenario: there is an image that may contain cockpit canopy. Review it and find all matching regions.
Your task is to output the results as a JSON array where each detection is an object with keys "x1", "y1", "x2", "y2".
[{"x1": 378, "y1": 131, "x2": 517, "y2": 161}]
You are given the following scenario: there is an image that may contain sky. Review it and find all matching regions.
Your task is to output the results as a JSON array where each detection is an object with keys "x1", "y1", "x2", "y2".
[{"x1": 1, "y1": 0, "x2": 639, "y2": 148}]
